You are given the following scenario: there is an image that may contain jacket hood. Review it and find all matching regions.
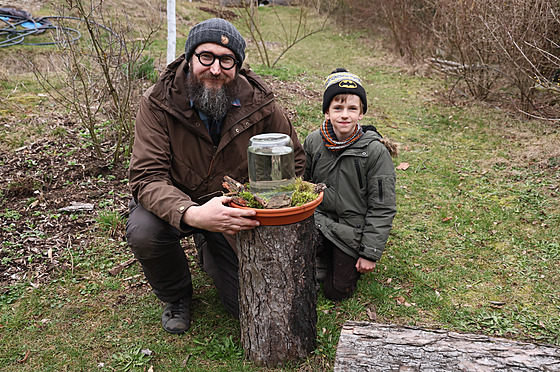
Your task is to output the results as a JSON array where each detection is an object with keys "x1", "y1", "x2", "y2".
[{"x1": 363, "y1": 125, "x2": 398, "y2": 157}]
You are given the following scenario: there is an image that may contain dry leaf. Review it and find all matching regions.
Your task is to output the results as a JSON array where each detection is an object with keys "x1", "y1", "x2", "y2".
[
  {"x1": 489, "y1": 301, "x2": 505, "y2": 309},
  {"x1": 441, "y1": 217, "x2": 453, "y2": 222},
  {"x1": 395, "y1": 296, "x2": 406, "y2": 305},
  {"x1": 366, "y1": 304, "x2": 377, "y2": 321},
  {"x1": 396, "y1": 162, "x2": 410, "y2": 170}
]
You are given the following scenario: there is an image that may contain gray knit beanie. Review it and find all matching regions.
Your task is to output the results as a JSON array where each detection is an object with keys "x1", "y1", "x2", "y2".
[{"x1": 184, "y1": 18, "x2": 246, "y2": 67}]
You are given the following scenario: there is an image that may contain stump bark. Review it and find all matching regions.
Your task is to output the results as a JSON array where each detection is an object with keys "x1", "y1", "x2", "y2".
[
  {"x1": 238, "y1": 216, "x2": 317, "y2": 367},
  {"x1": 335, "y1": 321, "x2": 560, "y2": 371}
]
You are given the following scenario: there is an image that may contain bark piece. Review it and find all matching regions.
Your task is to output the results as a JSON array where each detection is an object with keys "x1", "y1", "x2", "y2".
[
  {"x1": 335, "y1": 321, "x2": 560, "y2": 371},
  {"x1": 238, "y1": 217, "x2": 318, "y2": 367},
  {"x1": 230, "y1": 196, "x2": 248, "y2": 207},
  {"x1": 265, "y1": 193, "x2": 292, "y2": 209},
  {"x1": 222, "y1": 175, "x2": 247, "y2": 194},
  {"x1": 59, "y1": 202, "x2": 94, "y2": 212},
  {"x1": 108, "y1": 257, "x2": 137, "y2": 276}
]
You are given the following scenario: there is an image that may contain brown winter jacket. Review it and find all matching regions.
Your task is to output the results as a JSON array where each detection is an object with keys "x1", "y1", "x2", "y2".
[{"x1": 129, "y1": 55, "x2": 305, "y2": 232}]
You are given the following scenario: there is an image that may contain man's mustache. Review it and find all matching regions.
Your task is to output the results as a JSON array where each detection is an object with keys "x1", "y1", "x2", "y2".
[{"x1": 200, "y1": 72, "x2": 227, "y2": 81}]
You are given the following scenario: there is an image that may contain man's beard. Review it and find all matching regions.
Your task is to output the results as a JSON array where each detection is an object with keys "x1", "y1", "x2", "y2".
[{"x1": 186, "y1": 68, "x2": 239, "y2": 121}]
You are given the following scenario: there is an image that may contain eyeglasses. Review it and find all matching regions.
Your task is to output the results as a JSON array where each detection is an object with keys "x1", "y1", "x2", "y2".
[{"x1": 194, "y1": 51, "x2": 238, "y2": 70}]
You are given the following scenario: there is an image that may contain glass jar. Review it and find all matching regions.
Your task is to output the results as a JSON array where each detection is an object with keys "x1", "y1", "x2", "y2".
[{"x1": 247, "y1": 133, "x2": 295, "y2": 194}]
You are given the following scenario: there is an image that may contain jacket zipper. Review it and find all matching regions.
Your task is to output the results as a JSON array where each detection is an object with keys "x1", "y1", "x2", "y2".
[
  {"x1": 354, "y1": 159, "x2": 363, "y2": 189},
  {"x1": 207, "y1": 146, "x2": 218, "y2": 178},
  {"x1": 378, "y1": 179, "x2": 383, "y2": 203}
]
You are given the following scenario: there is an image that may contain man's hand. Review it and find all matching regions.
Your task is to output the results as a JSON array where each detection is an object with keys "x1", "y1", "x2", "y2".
[
  {"x1": 356, "y1": 257, "x2": 376, "y2": 274},
  {"x1": 182, "y1": 196, "x2": 259, "y2": 235}
]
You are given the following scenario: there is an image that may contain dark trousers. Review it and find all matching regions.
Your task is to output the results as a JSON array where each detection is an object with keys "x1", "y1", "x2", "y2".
[
  {"x1": 318, "y1": 235, "x2": 361, "y2": 301},
  {"x1": 125, "y1": 199, "x2": 239, "y2": 318}
]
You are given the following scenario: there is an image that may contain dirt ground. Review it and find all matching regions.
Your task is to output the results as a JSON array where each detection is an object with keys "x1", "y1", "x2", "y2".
[{"x1": 0, "y1": 132, "x2": 130, "y2": 288}]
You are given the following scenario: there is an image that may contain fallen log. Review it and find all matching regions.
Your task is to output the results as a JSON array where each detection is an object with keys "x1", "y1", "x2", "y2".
[{"x1": 335, "y1": 321, "x2": 560, "y2": 371}]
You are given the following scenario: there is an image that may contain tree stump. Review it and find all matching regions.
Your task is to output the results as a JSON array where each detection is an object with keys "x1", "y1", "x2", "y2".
[
  {"x1": 335, "y1": 321, "x2": 560, "y2": 371},
  {"x1": 238, "y1": 216, "x2": 317, "y2": 367}
]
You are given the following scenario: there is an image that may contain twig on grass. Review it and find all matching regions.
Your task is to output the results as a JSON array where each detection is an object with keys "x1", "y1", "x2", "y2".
[
  {"x1": 181, "y1": 354, "x2": 191, "y2": 367},
  {"x1": 108, "y1": 257, "x2": 137, "y2": 276},
  {"x1": 66, "y1": 234, "x2": 74, "y2": 274},
  {"x1": 18, "y1": 350, "x2": 30, "y2": 364},
  {"x1": 122, "y1": 274, "x2": 142, "y2": 281},
  {"x1": 454, "y1": 222, "x2": 474, "y2": 243}
]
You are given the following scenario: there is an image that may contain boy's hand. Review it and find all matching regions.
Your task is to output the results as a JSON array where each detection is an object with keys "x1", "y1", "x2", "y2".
[{"x1": 356, "y1": 257, "x2": 376, "y2": 273}]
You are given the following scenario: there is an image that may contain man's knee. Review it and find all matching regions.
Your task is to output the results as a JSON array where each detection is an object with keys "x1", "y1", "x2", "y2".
[
  {"x1": 127, "y1": 222, "x2": 166, "y2": 251},
  {"x1": 126, "y1": 201, "x2": 182, "y2": 259}
]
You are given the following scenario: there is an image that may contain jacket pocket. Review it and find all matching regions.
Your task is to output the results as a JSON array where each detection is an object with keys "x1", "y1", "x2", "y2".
[
  {"x1": 171, "y1": 160, "x2": 204, "y2": 191},
  {"x1": 330, "y1": 218, "x2": 364, "y2": 250}
]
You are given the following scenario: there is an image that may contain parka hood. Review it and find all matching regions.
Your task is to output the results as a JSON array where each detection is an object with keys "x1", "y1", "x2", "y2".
[{"x1": 363, "y1": 125, "x2": 398, "y2": 157}]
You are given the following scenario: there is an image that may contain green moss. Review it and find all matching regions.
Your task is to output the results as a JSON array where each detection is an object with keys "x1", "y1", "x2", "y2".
[
  {"x1": 238, "y1": 191, "x2": 262, "y2": 208},
  {"x1": 288, "y1": 178, "x2": 319, "y2": 207},
  {"x1": 290, "y1": 189, "x2": 318, "y2": 207},
  {"x1": 239, "y1": 178, "x2": 320, "y2": 209}
]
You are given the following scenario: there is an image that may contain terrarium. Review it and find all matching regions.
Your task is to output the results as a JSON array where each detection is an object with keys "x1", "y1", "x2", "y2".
[{"x1": 247, "y1": 133, "x2": 295, "y2": 194}]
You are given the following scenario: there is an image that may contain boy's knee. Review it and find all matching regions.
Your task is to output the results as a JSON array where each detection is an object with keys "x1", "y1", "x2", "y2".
[{"x1": 323, "y1": 279, "x2": 356, "y2": 302}]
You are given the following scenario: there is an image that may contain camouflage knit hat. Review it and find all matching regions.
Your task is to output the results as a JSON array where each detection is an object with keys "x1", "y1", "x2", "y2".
[
  {"x1": 184, "y1": 18, "x2": 246, "y2": 67},
  {"x1": 322, "y1": 68, "x2": 367, "y2": 114}
]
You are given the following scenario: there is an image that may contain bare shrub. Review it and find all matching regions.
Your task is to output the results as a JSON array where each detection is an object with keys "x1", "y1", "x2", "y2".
[
  {"x1": 30, "y1": 0, "x2": 161, "y2": 162},
  {"x1": 327, "y1": 0, "x2": 560, "y2": 119},
  {"x1": 377, "y1": 0, "x2": 433, "y2": 62},
  {"x1": 327, "y1": 0, "x2": 433, "y2": 62},
  {"x1": 430, "y1": 0, "x2": 559, "y2": 113},
  {"x1": 235, "y1": 0, "x2": 333, "y2": 68}
]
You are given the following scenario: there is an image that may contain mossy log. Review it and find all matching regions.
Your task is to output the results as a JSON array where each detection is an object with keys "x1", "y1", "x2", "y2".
[{"x1": 237, "y1": 217, "x2": 317, "y2": 367}]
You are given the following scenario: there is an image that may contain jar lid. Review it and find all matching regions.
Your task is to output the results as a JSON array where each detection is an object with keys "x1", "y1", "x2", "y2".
[{"x1": 249, "y1": 133, "x2": 292, "y2": 149}]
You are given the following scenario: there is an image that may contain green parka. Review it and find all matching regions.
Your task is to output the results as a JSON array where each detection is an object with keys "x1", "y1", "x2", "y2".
[
  {"x1": 129, "y1": 55, "x2": 305, "y2": 232},
  {"x1": 304, "y1": 128, "x2": 397, "y2": 262}
]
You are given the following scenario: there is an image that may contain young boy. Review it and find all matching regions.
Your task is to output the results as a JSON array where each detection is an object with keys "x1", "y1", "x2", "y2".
[{"x1": 304, "y1": 68, "x2": 397, "y2": 301}]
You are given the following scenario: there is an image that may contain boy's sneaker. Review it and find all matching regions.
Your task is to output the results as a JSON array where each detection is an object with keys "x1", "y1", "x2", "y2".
[{"x1": 161, "y1": 296, "x2": 191, "y2": 334}]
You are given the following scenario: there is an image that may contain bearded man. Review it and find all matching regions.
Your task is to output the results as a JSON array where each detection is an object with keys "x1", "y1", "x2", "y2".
[{"x1": 126, "y1": 18, "x2": 305, "y2": 334}]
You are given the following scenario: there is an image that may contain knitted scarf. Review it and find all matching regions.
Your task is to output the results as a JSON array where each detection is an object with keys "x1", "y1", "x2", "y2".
[{"x1": 320, "y1": 120, "x2": 364, "y2": 151}]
